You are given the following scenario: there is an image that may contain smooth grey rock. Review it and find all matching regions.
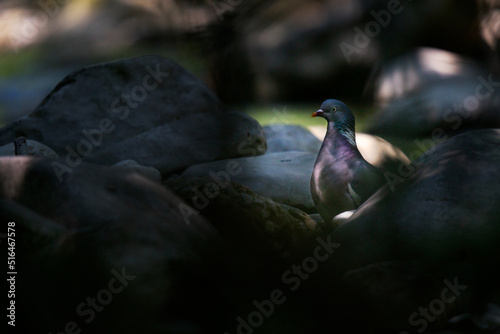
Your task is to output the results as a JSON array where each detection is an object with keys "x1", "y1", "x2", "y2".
[
  {"x1": 111, "y1": 159, "x2": 161, "y2": 182},
  {"x1": 0, "y1": 56, "x2": 266, "y2": 176},
  {"x1": 330, "y1": 129, "x2": 500, "y2": 274},
  {"x1": 179, "y1": 151, "x2": 317, "y2": 213},
  {"x1": 0, "y1": 139, "x2": 58, "y2": 158},
  {"x1": 264, "y1": 124, "x2": 321, "y2": 154}
]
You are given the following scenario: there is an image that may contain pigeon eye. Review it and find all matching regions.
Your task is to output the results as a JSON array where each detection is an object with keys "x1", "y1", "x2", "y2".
[{"x1": 332, "y1": 107, "x2": 337, "y2": 112}]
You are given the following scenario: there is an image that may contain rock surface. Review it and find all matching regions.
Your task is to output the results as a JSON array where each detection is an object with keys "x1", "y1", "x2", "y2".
[
  {"x1": 179, "y1": 151, "x2": 317, "y2": 213},
  {"x1": 314, "y1": 129, "x2": 500, "y2": 333},
  {"x1": 165, "y1": 176, "x2": 322, "y2": 258},
  {"x1": 1, "y1": 156, "x2": 325, "y2": 333},
  {"x1": 0, "y1": 157, "x2": 223, "y2": 333},
  {"x1": 111, "y1": 159, "x2": 161, "y2": 182},
  {"x1": 333, "y1": 261, "x2": 474, "y2": 333},
  {"x1": 0, "y1": 139, "x2": 58, "y2": 158},
  {"x1": 330, "y1": 129, "x2": 500, "y2": 274},
  {"x1": 0, "y1": 56, "x2": 266, "y2": 176}
]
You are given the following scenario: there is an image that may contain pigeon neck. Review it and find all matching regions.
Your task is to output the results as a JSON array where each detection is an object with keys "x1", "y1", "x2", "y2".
[
  {"x1": 318, "y1": 121, "x2": 361, "y2": 161},
  {"x1": 331, "y1": 120, "x2": 356, "y2": 147}
]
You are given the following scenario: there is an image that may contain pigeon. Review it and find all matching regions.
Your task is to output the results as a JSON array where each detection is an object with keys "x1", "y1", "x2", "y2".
[{"x1": 310, "y1": 99, "x2": 385, "y2": 224}]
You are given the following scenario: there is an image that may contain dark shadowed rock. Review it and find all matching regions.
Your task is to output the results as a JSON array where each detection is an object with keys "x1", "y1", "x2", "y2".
[
  {"x1": 330, "y1": 260, "x2": 479, "y2": 334},
  {"x1": 312, "y1": 130, "x2": 500, "y2": 333},
  {"x1": 165, "y1": 176, "x2": 322, "y2": 258},
  {"x1": 163, "y1": 176, "x2": 334, "y2": 334},
  {"x1": 2, "y1": 157, "x2": 329, "y2": 334},
  {"x1": 446, "y1": 303, "x2": 500, "y2": 333},
  {"x1": 0, "y1": 56, "x2": 266, "y2": 176},
  {"x1": 0, "y1": 157, "x2": 230, "y2": 333},
  {"x1": 111, "y1": 159, "x2": 161, "y2": 182},
  {"x1": 329, "y1": 129, "x2": 500, "y2": 275}
]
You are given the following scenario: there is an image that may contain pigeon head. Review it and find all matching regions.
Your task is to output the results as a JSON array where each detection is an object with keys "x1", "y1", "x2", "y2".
[
  {"x1": 312, "y1": 99, "x2": 354, "y2": 124},
  {"x1": 312, "y1": 99, "x2": 356, "y2": 144}
]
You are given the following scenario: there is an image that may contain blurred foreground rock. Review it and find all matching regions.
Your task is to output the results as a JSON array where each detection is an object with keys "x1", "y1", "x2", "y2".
[
  {"x1": 0, "y1": 155, "x2": 330, "y2": 333},
  {"x1": 111, "y1": 159, "x2": 161, "y2": 182},
  {"x1": 332, "y1": 129, "x2": 500, "y2": 271},
  {"x1": 336, "y1": 261, "x2": 474, "y2": 333},
  {"x1": 0, "y1": 157, "x2": 219, "y2": 333},
  {"x1": 370, "y1": 48, "x2": 500, "y2": 137},
  {"x1": 323, "y1": 129, "x2": 500, "y2": 332}
]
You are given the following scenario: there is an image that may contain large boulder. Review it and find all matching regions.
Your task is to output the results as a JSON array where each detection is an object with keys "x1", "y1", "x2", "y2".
[
  {"x1": 111, "y1": 159, "x2": 161, "y2": 182},
  {"x1": 331, "y1": 129, "x2": 500, "y2": 272},
  {"x1": 0, "y1": 56, "x2": 266, "y2": 177},
  {"x1": 179, "y1": 151, "x2": 317, "y2": 213},
  {"x1": 332, "y1": 260, "x2": 477, "y2": 334},
  {"x1": 2, "y1": 157, "x2": 328, "y2": 333},
  {"x1": 0, "y1": 157, "x2": 227, "y2": 333}
]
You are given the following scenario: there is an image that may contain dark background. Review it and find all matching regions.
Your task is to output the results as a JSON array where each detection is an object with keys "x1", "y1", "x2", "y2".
[{"x1": 1, "y1": 0, "x2": 497, "y2": 123}]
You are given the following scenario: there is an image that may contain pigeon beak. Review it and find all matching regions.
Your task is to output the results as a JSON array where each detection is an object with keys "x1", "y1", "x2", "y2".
[{"x1": 311, "y1": 109, "x2": 324, "y2": 117}]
